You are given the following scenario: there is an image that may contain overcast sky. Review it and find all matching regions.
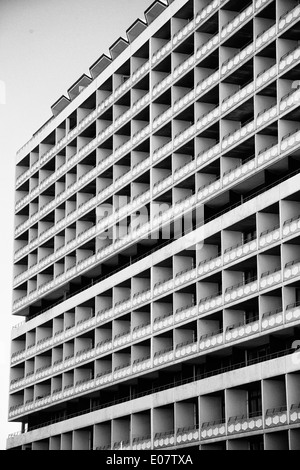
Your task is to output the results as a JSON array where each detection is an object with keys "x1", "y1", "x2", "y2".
[{"x1": 0, "y1": 0, "x2": 154, "y2": 450}]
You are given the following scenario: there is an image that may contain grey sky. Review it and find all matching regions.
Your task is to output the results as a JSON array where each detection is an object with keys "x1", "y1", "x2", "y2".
[{"x1": 0, "y1": 0, "x2": 153, "y2": 449}]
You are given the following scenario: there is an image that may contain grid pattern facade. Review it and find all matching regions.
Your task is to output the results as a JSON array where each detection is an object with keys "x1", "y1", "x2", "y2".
[{"x1": 7, "y1": 0, "x2": 300, "y2": 450}]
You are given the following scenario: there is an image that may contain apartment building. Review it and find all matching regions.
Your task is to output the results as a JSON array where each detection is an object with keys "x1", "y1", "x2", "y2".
[{"x1": 7, "y1": 0, "x2": 300, "y2": 450}]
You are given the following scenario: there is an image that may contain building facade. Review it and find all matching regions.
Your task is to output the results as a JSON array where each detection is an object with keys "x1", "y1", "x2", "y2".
[{"x1": 7, "y1": 0, "x2": 300, "y2": 450}]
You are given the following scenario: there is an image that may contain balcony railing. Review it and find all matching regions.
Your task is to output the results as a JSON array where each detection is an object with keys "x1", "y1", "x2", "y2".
[
  {"x1": 290, "y1": 403, "x2": 300, "y2": 424},
  {"x1": 12, "y1": 37, "x2": 288, "y2": 282},
  {"x1": 9, "y1": 348, "x2": 296, "y2": 420},
  {"x1": 13, "y1": 134, "x2": 300, "y2": 315},
  {"x1": 224, "y1": 277, "x2": 258, "y2": 303},
  {"x1": 132, "y1": 435, "x2": 151, "y2": 450},
  {"x1": 154, "y1": 431, "x2": 175, "y2": 448},
  {"x1": 265, "y1": 406, "x2": 288, "y2": 428},
  {"x1": 176, "y1": 424, "x2": 199, "y2": 444},
  {"x1": 200, "y1": 420, "x2": 226, "y2": 440},
  {"x1": 227, "y1": 411, "x2": 263, "y2": 434}
]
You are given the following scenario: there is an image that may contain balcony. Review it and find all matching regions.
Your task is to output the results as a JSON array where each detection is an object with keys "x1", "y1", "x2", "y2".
[
  {"x1": 9, "y1": 348, "x2": 296, "y2": 419},
  {"x1": 132, "y1": 356, "x2": 151, "y2": 374},
  {"x1": 261, "y1": 308, "x2": 283, "y2": 331},
  {"x1": 15, "y1": 42, "x2": 296, "y2": 266},
  {"x1": 221, "y1": 42, "x2": 254, "y2": 78},
  {"x1": 222, "y1": 82, "x2": 255, "y2": 115},
  {"x1": 151, "y1": 0, "x2": 219, "y2": 67},
  {"x1": 222, "y1": 119, "x2": 255, "y2": 152},
  {"x1": 199, "y1": 330, "x2": 223, "y2": 351},
  {"x1": 174, "y1": 304, "x2": 198, "y2": 324},
  {"x1": 132, "y1": 435, "x2": 151, "y2": 450},
  {"x1": 12, "y1": 56, "x2": 300, "y2": 312},
  {"x1": 221, "y1": 4, "x2": 253, "y2": 42},
  {"x1": 227, "y1": 412, "x2": 263, "y2": 435},
  {"x1": 200, "y1": 420, "x2": 226, "y2": 440},
  {"x1": 283, "y1": 214, "x2": 300, "y2": 238},
  {"x1": 176, "y1": 425, "x2": 199, "y2": 445},
  {"x1": 284, "y1": 259, "x2": 300, "y2": 281},
  {"x1": 153, "y1": 313, "x2": 173, "y2": 332},
  {"x1": 174, "y1": 266, "x2": 197, "y2": 288},
  {"x1": 175, "y1": 340, "x2": 198, "y2": 359},
  {"x1": 280, "y1": 88, "x2": 300, "y2": 115},
  {"x1": 153, "y1": 347, "x2": 174, "y2": 366},
  {"x1": 223, "y1": 236, "x2": 257, "y2": 265},
  {"x1": 260, "y1": 267, "x2": 282, "y2": 290},
  {"x1": 279, "y1": 3, "x2": 300, "y2": 33},
  {"x1": 15, "y1": 112, "x2": 151, "y2": 224},
  {"x1": 198, "y1": 293, "x2": 222, "y2": 314},
  {"x1": 259, "y1": 225, "x2": 280, "y2": 249},
  {"x1": 198, "y1": 255, "x2": 222, "y2": 278},
  {"x1": 113, "y1": 440, "x2": 131, "y2": 450},
  {"x1": 132, "y1": 322, "x2": 151, "y2": 340},
  {"x1": 265, "y1": 406, "x2": 288, "y2": 428},
  {"x1": 224, "y1": 277, "x2": 258, "y2": 304},
  {"x1": 96, "y1": 338, "x2": 112, "y2": 355},
  {"x1": 256, "y1": 64, "x2": 277, "y2": 90},
  {"x1": 290, "y1": 404, "x2": 300, "y2": 425},
  {"x1": 256, "y1": 25, "x2": 276, "y2": 51},
  {"x1": 153, "y1": 431, "x2": 175, "y2": 449},
  {"x1": 225, "y1": 317, "x2": 259, "y2": 343},
  {"x1": 285, "y1": 301, "x2": 300, "y2": 325},
  {"x1": 280, "y1": 45, "x2": 300, "y2": 76},
  {"x1": 113, "y1": 330, "x2": 131, "y2": 348}
]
